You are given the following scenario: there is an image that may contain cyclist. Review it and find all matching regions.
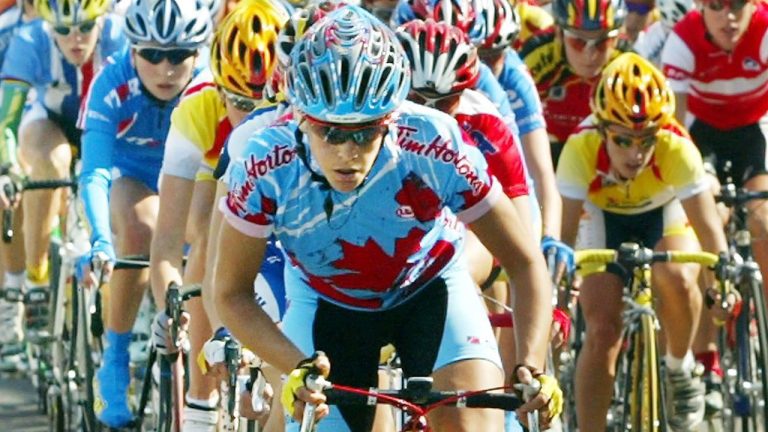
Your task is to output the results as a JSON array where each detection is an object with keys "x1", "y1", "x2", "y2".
[
  {"x1": 661, "y1": 0, "x2": 768, "y2": 414},
  {"x1": 150, "y1": 1, "x2": 288, "y2": 429},
  {"x1": 0, "y1": 0, "x2": 38, "y2": 370},
  {"x1": 513, "y1": 0, "x2": 554, "y2": 50},
  {"x1": 0, "y1": 0, "x2": 124, "y2": 349},
  {"x1": 557, "y1": 52, "x2": 729, "y2": 430},
  {"x1": 215, "y1": 6, "x2": 561, "y2": 431},
  {"x1": 520, "y1": 0, "x2": 627, "y2": 166},
  {"x1": 634, "y1": 0, "x2": 694, "y2": 65},
  {"x1": 76, "y1": 0, "x2": 212, "y2": 427}
]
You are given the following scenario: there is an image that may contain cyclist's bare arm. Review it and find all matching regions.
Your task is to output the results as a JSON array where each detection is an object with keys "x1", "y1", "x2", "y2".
[
  {"x1": 214, "y1": 220, "x2": 303, "y2": 374},
  {"x1": 150, "y1": 174, "x2": 195, "y2": 310},
  {"x1": 202, "y1": 181, "x2": 229, "y2": 330},
  {"x1": 560, "y1": 197, "x2": 584, "y2": 248},
  {"x1": 681, "y1": 190, "x2": 729, "y2": 287},
  {"x1": 471, "y1": 195, "x2": 552, "y2": 369},
  {"x1": 521, "y1": 127, "x2": 563, "y2": 238}
]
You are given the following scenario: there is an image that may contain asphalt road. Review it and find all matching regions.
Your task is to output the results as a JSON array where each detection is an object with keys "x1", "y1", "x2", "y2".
[{"x1": 0, "y1": 374, "x2": 48, "y2": 432}]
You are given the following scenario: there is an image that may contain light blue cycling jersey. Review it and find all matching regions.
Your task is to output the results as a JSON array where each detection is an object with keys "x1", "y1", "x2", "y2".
[
  {"x1": 492, "y1": 48, "x2": 546, "y2": 137},
  {"x1": 222, "y1": 100, "x2": 503, "y2": 311},
  {"x1": 78, "y1": 46, "x2": 203, "y2": 252},
  {"x1": 0, "y1": 6, "x2": 24, "y2": 67},
  {"x1": 1, "y1": 14, "x2": 126, "y2": 121}
]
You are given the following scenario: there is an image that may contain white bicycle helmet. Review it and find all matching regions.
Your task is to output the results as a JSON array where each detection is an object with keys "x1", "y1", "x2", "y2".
[{"x1": 124, "y1": 0, "x2": 213, "y2": 48}]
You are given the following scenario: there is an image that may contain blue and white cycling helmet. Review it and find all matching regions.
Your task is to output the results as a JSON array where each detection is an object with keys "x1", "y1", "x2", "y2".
[
  {"x1": 286, "y1": 5, "x2": 411, "y2": 124},
  {"x1": 124, "y1": 0, "x2": 212, "y2": 48}
]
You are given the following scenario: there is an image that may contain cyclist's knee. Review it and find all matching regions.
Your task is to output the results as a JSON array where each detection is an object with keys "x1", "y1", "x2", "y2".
[
  {"x1": 653, "y1": 264, "x2": 700, "y2": 298},
  {"x1": 584, "y1": 318, "x2": 623, "y2": 353},
  {"x1": 114, "y1": 217, "x2": 153, "y2": 252}
]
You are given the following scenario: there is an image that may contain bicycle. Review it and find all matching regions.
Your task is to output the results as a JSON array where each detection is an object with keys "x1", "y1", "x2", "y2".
[
  {"x1": 572, "y1": 243, "x2": 722, "y2": 431},
  {"x1": 715, "y1": 180, "x2": 768, "y2": 431},
  {"x1": 0, "y1": 176, "x2": 80, "y2": 429},
  {"x1": 299, "y1": 374, "x2": 525, "y2": 432},
  {"x1": 133, "y1": 281, "x2": 201, "y2": 432},
  {"x1": 218, "y1": 336, "x2": 268, "y2": 432}
]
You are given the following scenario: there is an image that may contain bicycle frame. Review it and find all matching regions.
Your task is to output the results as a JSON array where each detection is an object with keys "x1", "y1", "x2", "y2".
[{"x1": 575, "y1": 243, "x2": 719, "y2": 431}]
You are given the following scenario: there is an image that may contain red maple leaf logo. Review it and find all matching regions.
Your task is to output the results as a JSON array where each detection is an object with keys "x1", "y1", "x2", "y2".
[
  {"x1": 395, "y1": 173, "x2": 443, "y2": 223},
  {"x1": 329, "y1": 227, "x2": 426, "y2": 292}
]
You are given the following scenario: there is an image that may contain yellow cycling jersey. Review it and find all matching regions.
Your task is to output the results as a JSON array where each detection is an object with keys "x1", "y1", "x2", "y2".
[
  {"x1": 162, "y1": 70, "x2": 273, "y2": 182},
  {"x1": 556, "y1": 115, "x2": 709, "y2": 215}
]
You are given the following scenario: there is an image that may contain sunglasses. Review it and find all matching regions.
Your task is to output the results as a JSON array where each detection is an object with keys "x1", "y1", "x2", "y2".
[
  {"x1": 221, "y1": 88, "x2": 259, "y2": 112},
  {"x1": 603, "y1": 127, "x2": 658, "y2": 149},
  {"x1": 305, "y1": 117, "x2": 389, "y2": 146},
  {"x1": 705, "y1": 0, "x2": 748, "y2": 11},
  {"x1": 53, "y1": 20, "x2": 96, "y2": 36},
  {"x1": 135, "y1": 46, "x2": 197, "y2": 66},
  {"x1": 562, "y1": 29, "x2": 619, "y2": 52}
]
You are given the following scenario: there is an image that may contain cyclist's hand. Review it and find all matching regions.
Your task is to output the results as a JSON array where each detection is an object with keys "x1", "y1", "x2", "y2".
[
  {"x1": 76, "y1": 243, "x2": 115, "y2": 289},
  {"x1": 513, "y1": 365, "x2": 563, "y2": 430},
  {"x1": 281, "y1": 351, "x2": 331, "y2": 423},
  {"x1": 240, "y1": 377, "x2": 273, "y2": 421},
  {"x1": 199, "y1": 326, "x2": 234, "y2": 378},
  {"x1": 151, "y1": 310, "x2": 190, "y2": 356},
  {"x1": 541, "y1": 236, "x2": 575, "y2": 282},
  {"x1": 550, "y1": 307, "x2": 572, "y2": 349},
  {"x1": 705, "y1": 286, "x2": 742, "y2": 324},
  {"x1": 0, "y1": 174, "x2": 19, "y2": 210}
]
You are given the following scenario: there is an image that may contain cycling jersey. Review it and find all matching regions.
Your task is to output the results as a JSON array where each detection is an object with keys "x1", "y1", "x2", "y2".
[
  {"x1": 661, "y1": 2, "x2": 768, "y2": 130},
  {"x1": 634, "y1": 20, "x2": 669, "y2": 67},
  {"x1": 475, "y1": 63, "x2": 516, "y2": 129},
  {"x1": 556, "y1": 115, "x2": 709, "y2": 214},
  {"x1": 161, "y1": 71, "x2": 275, "y2": 182},
  {"x1": 493, "y1": 48, "x2": 547, "y2": 136},
  {"x1": 1, "y1": 14, "x2": 126, "y2": 121},
  {"x1": 455, "y1": 89, "x2": 529, "y2": 199},
  {"x1": 521, "y1": 29, "x2": 623, "y2": 147},
  {"x1": 79, "y1": 47, "x2": 202, "y2": 250},
  {"x1": 0, "y1": 5, "x2": 23, "y2": 66},
  {"x1": 222, "y1": 100, "x2": 502, "y2": 311}
]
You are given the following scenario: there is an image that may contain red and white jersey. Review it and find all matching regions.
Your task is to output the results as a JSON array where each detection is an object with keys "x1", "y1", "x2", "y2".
[
  {"x1": 454, "y1": 89, "x2": 530, "y2": 199},
  {"x1": 661, "y1": 2, "x2": 768, "y2": 130}
]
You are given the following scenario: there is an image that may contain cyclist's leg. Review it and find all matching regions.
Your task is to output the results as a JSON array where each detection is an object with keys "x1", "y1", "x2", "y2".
[
  {"x1": 96, "y1": 176, "x2": 158, "y2": 427},
  {"x1": 182, "y1": 180, "x2": 219, "y2": 429},
  {"x1": 398, "y1": 267, "x2": 504, "y2": 431},
  {"x1": 573, "y1": 202, "x2": 625, "y2": 430},
  {"x1": 745, "y1": 172, "x2": 768, "y2": 292},
  {"x1": 17, "y1": 116, "x2": 72, "y2": 339},
  {"x1": 0, "y1": 206, "x2": 26, "y2": 367},
  {"x1": 573, "y1": 272, "x2": 624, "y2": 431},
  {"x1": 653, "y1": 209, "x2": 706, "y2": 428}
]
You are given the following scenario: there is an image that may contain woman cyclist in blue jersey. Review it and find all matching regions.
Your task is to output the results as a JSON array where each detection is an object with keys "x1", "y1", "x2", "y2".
[
  {"x1": 214, "y1": 6, "x2": 562, "y2": 431},
  {"x1": 0, "y1": 0, "x2": 124, "y2": 353},
  {"x1": 76, "y1": 0, "x2": 213, "y2": 427}
]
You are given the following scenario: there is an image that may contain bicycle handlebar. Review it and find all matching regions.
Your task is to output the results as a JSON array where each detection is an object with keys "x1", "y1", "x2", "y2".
[
  {"x1": 575, "y1": 245, "x2": 719, "y2": 268},
  {"x1": 2, "y1": 178, "x2": 77, "y2": 243},
  {"x1": 322, "y1": 387, "x2": 523, "y2": 410},
  {"x1": 717, "y1": 186, "x2": 768, "y2": 208}
]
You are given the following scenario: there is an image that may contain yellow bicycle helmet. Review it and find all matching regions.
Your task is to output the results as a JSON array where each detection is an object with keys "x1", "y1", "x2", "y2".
[
  {"x1": 209, "y1": 0, "x2": 289, "y2": 100},
  {"x1": 35, "y1": 0, "x2": 110, "y2": 25},
  {"x1": 592, "y1": 52, "x2": 674, "y2": 130}
]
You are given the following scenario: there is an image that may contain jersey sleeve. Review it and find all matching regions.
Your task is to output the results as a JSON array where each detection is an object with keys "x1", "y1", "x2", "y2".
[
  {"x1": 661, "y1": 32, "x2": 695, "y2": 93},
  {"x1": 220, "y1": 127, "x2": 294, "y2": 238},
  {"x1": 555, "y1": 131, "x2": 596, "y2": 201},
  {"x1": 78, "y1": 58, "x2": 124, "y2": 134},
  {"x1": 501, "y1": 50, "x2": 546, "y2": 136},
  {"x1": 1, "y1": 21, "x2": 44, "y2": 84},
  {"x1": 475, "y1": 63, "x2": 515, "y2": 121},
  {"x1": 658, "y1": 133, "x2": 709, "y2": 200}
]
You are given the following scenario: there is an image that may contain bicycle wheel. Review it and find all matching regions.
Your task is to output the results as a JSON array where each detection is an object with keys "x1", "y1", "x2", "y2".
[
  {"x1": 559, "y1": 304, "x2": 583, "y2": 432},
  {"x1": 637, "y1": 313, "x2": 664, "y2": 431},
  {"x1": 75, "y1": 281, "x2": 101, "y2": 432},
  {"x1": 728, "y1": 272, "x2": 768, "y2": 431}
]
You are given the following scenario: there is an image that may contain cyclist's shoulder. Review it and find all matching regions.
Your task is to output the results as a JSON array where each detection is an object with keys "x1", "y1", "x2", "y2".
[
  {"x1": 520, "y1": 29, "x2": 560, "y2": 81},
  {"x1": 98, "y1": 13, "x2": 128, "y2": 53},
  {"x1": 396, "y1": 101, "x2": 464, "y2": 140},
  {"x1": 561, "y1": 118, "x2": 602, "y2": 158},
  {"x1": 226, "y1": 103, "x2": 286, "y2": 161}
]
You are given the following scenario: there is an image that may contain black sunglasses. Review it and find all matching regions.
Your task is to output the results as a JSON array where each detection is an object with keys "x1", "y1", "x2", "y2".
[
  {"x1": 308, "y1": 121, "x2": 389, "y2": 146},
  {"x1": 135, "y1": 47, "x2": 197, "y2": 66},
  {"x1": 53, "y1": 20, "x2": 96, "y2": 36}
]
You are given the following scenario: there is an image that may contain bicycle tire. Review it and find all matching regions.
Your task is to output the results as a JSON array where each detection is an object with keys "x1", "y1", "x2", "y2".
[
  {"x1": 638, "y1": 313, "x2": 664, "y2": 431},
  {"x1": 76, "y1": 282, "x2": 101, "y2": 432},
  {"x1": 732, "y1": 274, "x2": 768, "y2": 431},
  {"x1": 156, "y1": 355, "x2": 175, "y2": 432}
]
